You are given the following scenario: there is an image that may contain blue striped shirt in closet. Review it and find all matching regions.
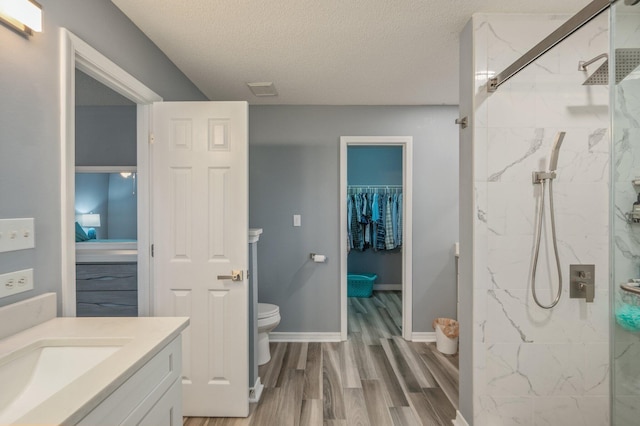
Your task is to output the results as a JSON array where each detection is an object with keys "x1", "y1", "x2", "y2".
[{"x1": 385, "y1": 195, "x2": 395, "y2": 249}]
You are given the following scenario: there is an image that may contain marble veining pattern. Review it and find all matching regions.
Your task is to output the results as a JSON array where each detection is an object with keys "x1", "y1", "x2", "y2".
[
  {"x1": 487, "y1": 128, "x2": 544, "y2": 182},
  {"x1": 469, "y1": 12, "x2": 611, "y2": 425}
]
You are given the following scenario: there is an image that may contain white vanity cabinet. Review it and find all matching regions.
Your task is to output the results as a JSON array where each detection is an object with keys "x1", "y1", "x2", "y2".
[
  {"x1": 0, "y1": 296, "x2": 188, "y2": 426},
  {"x1": 77, "y1": 335, "x2": 182, "y2": 426}
]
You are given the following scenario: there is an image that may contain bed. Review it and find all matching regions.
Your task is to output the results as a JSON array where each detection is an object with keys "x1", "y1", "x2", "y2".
[{"x1": 76, "y1": 239, "x2": 137, "y2": 263}]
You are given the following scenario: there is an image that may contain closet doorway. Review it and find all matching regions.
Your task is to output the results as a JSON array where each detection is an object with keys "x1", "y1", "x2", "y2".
[{"x1": 339, "y1": 136, "x2": 413, "y2": 341}]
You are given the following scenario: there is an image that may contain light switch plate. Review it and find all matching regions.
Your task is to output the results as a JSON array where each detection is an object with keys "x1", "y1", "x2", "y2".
[
  {"x1": 293, "y1": 214, "x2": 301, "y2": 227},
  {"x1": 0, "y1": 269, "x2": 34, "y2": 298},
  {"x1": 0, "y1": 218, "x2": 35, "y2": 253}
]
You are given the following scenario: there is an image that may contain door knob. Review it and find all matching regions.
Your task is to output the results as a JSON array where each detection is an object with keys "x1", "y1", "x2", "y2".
[{"x1": 217, "y1": 270, "x2": 243, "y2": 281}]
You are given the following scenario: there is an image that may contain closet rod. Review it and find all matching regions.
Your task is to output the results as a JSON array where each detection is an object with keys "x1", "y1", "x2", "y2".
[
  {"x1": 347, "y1": 185, "x2": 403, "y2": 194},
  {"x1": 347, "y1": 185, "x2": 403, "y2": 189}
]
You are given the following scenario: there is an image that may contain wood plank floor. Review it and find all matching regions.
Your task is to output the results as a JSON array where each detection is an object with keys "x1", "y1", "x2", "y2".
[{"x1": 184, "y1": 291, "x2": 459, "y2": 426}]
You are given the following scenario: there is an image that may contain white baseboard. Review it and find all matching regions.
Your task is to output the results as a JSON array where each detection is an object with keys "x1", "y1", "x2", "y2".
[
  {"x1": 269, "y1": 332, "x2": 342, "y2": 342},
  {"x1": 411, "y1": 332, "x2": 436, "y2": 342},
  {"x1": 249, "y1": 377, "x2": 264, "y2": 403},
  {"x1": 373, "y1": 284, "x2": 402, "y2": 291},
  {"x1": 272, "y1": 332, "x2": 436, "y2": 343},
  {"x1": 451, "y1": 410, "x2": 469, "y2": 426}
]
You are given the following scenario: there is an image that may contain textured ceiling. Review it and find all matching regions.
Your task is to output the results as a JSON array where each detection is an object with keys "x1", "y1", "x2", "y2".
[{"x1": 111, "y1": 0, "x2": 589, "y2": 105}]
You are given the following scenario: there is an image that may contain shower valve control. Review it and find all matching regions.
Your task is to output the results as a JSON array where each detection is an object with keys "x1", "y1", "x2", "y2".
[
  {"x1": 532, "y1": 171, "x2": 556, "y2": 184},
  {"x1": 570, "y1": 264, "x2": 595, "y2": 303}
]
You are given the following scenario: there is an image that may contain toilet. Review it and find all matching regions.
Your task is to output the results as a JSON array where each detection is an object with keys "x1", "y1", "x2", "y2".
[{"x1": 257, "y1": 303, "x2": 281, "y2": 365}]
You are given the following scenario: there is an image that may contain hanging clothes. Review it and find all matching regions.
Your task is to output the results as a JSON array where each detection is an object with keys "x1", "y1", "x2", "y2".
[
  {"x1": 350, "y1": 194, "x2": 362, "y2": 251},
  {"x1": 348, "y1": 194, "x2": 352, "y2": 250},
  {"x1": 375, "y1": 192, "x2": 386, "y2": 251},
  {"x1": 348, "y1": 186, "x2": 402, "y2": 252},
  {"x1": 384, "y1": 194, "x2": 395, "y2": 250},
  {"x1": 360, "y1": 193, "x2": 371, "y2": 249},
  {"x1": 397, "y1": 193, "x2": 403, "y2": 247},
  {"x1": 372, "y1": 193, "x2": 379, "y2": 249},
  {"x1": 392, "y1": 194, "x2": 399, "y2": 246}
]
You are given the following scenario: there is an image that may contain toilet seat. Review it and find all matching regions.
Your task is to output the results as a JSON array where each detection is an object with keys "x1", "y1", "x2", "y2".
[{"x1": 258, "y1": 303, "x2": 279, "y2": 319}]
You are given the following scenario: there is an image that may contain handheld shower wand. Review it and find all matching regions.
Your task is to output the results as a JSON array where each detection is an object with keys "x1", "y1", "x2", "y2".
[
  {"x1": 531, "y1": 132, "x2": 565, "y2": 309},
  {"x1": 548, "y1": 132, "x2": 565, "y2": 172}
]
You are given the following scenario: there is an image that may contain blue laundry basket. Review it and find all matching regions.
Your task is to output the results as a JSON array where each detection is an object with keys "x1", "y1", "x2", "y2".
[{"x1": 347, "y1": 273, "x2": 377, "y2": 298}]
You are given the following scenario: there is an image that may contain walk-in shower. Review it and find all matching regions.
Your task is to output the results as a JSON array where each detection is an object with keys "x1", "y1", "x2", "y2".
[
  {"x1": 530, "y1": 132, "x2": 565, "y2": 309},
  {"x1": 460, "y1": 0, "x2": 640, "y2": 424}
]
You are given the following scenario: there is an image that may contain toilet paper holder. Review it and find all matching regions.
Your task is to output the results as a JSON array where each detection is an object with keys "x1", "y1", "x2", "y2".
[{"x1": 310, "y1": 253, "x2": 327, "y2": 263}]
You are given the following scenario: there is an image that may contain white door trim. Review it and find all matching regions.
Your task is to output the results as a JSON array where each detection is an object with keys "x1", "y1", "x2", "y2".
[
  {"x1": 60, "y1": 28, "x2": 162, "y2": 317},
  {"x1": 339, "y1": 136, "x2": 413, "y2": 341}
]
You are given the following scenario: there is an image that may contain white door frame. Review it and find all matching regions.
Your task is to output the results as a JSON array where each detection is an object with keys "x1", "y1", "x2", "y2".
[
  {"x1": 339, "y1": 136, "x2": 413, "y2": 341},
  {"x1": 60, "y1": 28, "x2": 162, "y2": 317}
]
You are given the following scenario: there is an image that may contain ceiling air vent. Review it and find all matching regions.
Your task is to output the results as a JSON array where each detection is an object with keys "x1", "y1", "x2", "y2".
[{"x1": 247, "y1": 82, "x2": 278, "y2": 97}]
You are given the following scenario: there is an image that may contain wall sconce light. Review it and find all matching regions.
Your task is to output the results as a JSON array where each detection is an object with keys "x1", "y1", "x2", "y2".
[
  {"x1": 0, "y1": 0, "x2": 42, "y2": 36},
  {"x1": 79, "y1": 213, "x2": 101, "y2": 239}
]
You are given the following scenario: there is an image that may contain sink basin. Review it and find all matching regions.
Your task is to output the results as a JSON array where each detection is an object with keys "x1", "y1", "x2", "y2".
[{"x1": 0, "y1": 339, "x2": 127, "y2": 424}]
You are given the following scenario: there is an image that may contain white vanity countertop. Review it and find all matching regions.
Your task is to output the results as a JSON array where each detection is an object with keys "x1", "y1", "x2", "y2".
[{"x1": 0, "y1": 316, "x2": 189, "y2": 425}]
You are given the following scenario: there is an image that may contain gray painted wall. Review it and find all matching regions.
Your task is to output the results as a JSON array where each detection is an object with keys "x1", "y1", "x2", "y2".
[
  {"x1": 249, "y1": 105, "x2": 459, "y2": 333},
  {"x1": 75, "y1": 105, "x2": 138, "y2": 240},
  {"x1": 75, "y1": 173, "x2": 110, "y2": 239},
  {"x1": 347, "y1": 146, "x2": 403, "y2": 185},
  {"x1": 0, "y1": 0, "x2": 206, "y2": 309},
  {"x1": 75, "y1": 173, "x2": 138, "y2": 240},
  {"x1": 76, "y1": 106, "x2": 137, "y2": 166},
  {"x1": 106, "y1": 174, "x2": 137, "y2": 239}
]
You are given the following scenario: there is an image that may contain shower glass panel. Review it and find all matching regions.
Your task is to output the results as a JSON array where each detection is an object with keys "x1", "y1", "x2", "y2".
[{"x1": 611, "y1": 2, "x2": 640, "y2": 425}]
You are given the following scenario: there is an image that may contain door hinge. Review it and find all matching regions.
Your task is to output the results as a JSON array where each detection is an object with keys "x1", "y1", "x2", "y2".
[
  {"x1": 151, "y1": 244, "x2": 154, "y2": 257},
  {"x1": 149, "y1": 133, "x2": 155, "y2": 144}
]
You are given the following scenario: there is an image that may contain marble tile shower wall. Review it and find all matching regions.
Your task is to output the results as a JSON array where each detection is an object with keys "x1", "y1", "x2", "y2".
[
  {"x1": 471, "y1": 14, "x2": 610, "y2": 426},
  {"x1": 612, "y1": 12, "x2": 640, "y2": 426}
]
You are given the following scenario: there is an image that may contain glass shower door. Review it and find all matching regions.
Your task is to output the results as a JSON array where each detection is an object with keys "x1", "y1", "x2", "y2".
[{"x1": 611, "y1": 2, "x2": 640, "y2": 424}]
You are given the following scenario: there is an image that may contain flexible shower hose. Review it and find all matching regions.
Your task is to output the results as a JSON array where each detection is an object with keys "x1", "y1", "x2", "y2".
[{"x1": 531, "y1": 178, "x2": 562, "y2": 309}]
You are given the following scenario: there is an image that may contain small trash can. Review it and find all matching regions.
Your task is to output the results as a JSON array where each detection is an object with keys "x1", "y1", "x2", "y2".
[{"x1": 432, "y1": 318, "x2": 459, "y2": 355}]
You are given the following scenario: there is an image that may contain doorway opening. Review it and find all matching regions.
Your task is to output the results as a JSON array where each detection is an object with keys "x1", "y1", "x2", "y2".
[
  {"x1": 60, "y1": 29, "x2": 162, "y2": 316},
  {"x1": 340, "y1": 136, "x2": 413, "y2": 341},
  {"x1": 74, "y1": 71, "x2": 138, "y2": 317}
]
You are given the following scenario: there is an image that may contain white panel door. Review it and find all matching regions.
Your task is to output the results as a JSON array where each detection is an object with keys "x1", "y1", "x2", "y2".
[{"x1": 152, "y1": 102, "x2": 248, "y2": 417}]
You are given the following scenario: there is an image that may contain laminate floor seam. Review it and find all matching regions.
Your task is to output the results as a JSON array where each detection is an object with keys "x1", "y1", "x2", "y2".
[{"x1": 184, "y1": 291, "x2": 459, "y2": 426}]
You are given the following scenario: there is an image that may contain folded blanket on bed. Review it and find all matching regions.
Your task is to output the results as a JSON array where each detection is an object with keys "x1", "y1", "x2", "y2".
[{"x1": 75, "y1": 222, "x2": 89, "y2": 242}]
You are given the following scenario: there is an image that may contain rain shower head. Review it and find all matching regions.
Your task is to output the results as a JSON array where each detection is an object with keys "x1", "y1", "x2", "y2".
[{"x1": 581, "y1": 49, "x2": 640, "y2": 85}]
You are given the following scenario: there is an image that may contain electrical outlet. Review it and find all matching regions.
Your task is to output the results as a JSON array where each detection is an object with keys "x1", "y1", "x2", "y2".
[
  {"x1": 0, "y1": 269, "x2": 33, "y2": 298},
  {"x1": 0, "y1": 218, "x2": 35, "y2": 253}
]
